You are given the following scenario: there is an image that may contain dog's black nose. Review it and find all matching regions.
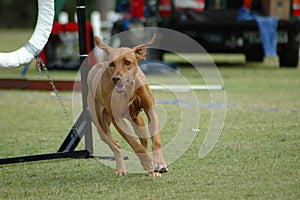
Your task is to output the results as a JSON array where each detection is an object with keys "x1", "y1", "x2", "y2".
[{"x1": 112, "y1": 76, "x2": 121, "y2": 84}]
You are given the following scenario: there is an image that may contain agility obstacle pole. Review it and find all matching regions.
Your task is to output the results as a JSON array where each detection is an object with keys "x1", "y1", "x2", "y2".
[{"x1": 0, "y1": 0, "x2": 99, "y2": 165}]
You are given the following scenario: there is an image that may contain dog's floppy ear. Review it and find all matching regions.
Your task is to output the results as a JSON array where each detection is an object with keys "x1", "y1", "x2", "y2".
[
  {"x1": 132, "y1": 34, "x2": 156, "y2": 61},
  {"x1": 95, "y1": 36, "x2": 112, "y2": 54}
]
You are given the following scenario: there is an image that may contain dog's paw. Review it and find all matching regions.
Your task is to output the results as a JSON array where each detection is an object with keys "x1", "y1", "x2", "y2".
[
  {"x1": 115, "y1": 170, "x2": 126, "y2": 176},
  {"x1": 148, "y1": 171, "x2": 161, "y2": 177},
  {"x1": 154, "y1": 164, "x2": 168, "y2": 173}
]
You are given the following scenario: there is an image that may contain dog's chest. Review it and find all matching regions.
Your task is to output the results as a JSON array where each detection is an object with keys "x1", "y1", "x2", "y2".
[{"x1": 109, "y1": 90, "x2": 142, "y2": 119}]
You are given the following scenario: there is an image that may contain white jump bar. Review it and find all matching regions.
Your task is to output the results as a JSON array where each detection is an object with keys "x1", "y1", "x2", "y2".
[{"x1": 149, "y1": 85, "x2": 224, "y2": 92}]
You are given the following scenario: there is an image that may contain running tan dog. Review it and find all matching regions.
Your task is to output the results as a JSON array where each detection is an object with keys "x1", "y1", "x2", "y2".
[{"x1": 87, "y1": 34, "x2": 168, "y2": 177}]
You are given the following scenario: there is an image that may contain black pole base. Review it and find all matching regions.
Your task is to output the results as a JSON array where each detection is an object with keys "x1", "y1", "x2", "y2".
[
  {"x1": 0, "y1": 151, "x2": 128, "y2": 165},
  {"x1": 0, "y1": 150, "x2": 90, "y2": 165}
]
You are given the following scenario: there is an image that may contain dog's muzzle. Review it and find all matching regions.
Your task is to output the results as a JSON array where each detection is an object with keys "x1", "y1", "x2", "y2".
[{"x1": 112, "y1": 75, "x2": 130, "y2": 93}]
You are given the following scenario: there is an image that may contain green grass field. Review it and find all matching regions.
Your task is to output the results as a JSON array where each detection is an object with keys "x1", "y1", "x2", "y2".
[{"x1": 0, "y1": 30, "x2": 299, "y2": 199}]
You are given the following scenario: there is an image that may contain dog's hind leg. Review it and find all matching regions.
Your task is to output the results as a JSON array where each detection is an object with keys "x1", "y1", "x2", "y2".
[{"x1": 130, "y1": 115, "x2": 148, "y2": 150}]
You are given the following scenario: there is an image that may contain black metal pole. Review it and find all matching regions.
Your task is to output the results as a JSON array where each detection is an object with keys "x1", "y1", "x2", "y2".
[
  {"x1": 76, "y1": 0, "x2": 93, "y2": 154},
  {"x1": 77, "y1": 1, "x2": 88, "y2": 67},
  {"x1": 77, "y1": 0, "x2": 88, "y2": 107}
]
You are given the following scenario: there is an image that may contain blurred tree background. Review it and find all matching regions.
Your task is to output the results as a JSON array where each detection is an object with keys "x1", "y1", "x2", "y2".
[
  {"x1": 0, "y1": 0, "x2": 98, "y2": 28},
  {"x1": 0, "y1": 1, "x2": 37, "y2": 28}
]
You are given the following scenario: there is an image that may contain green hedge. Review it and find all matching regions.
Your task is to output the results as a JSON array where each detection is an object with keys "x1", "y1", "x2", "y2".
[{"x1": 0, "y1": 0, "x2": 97, "y2": 28}]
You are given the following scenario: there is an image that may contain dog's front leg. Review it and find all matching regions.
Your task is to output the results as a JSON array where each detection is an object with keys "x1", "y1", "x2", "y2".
[
  {"x1": 99, "y1": 112, "x2": 126, "y2": 176},
  {"x1": 112, "y1": 118, "x2": 161, "y2": 176},
  {"x1": 98, "y1": 115, "x2": 126, "y2": 176},
  {"x1": 146, "y1": 106, "x2": 168, "y2": 173},
  {"x1": 87, "y1": 93, "x2": 126, "y2": 175}
]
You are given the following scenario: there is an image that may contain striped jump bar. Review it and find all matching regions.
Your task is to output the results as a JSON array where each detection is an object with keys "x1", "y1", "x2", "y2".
[{"x1": 149, "y1": 85, "x2": 224, "y2": 92}]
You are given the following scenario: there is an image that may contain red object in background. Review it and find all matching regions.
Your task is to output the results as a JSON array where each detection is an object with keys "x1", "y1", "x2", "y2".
[
  {"x1": 244, "y1": 0, "x2": 252, "y2": 9},
  {"x1": 174, "y1": 0, "x2": 205, "y2": 12},
  {"x1": 39, "y1": 21, "x2": 96, "y2": 69},
  {"x1": 130, "y1": 0, "x2": 145, "y2": 19},
  {"x1": 51, "y1": 22, "x2": 93, "y2": 54},
  {"x1": 159, "y1": 0, "x2": 172, "y2": 18},
  {"x1": 293, "y1": 0, "x2": 300, "y2": 16},
  {"x1": 194, "y1": 0, "x2": 205, "y2": 12}
]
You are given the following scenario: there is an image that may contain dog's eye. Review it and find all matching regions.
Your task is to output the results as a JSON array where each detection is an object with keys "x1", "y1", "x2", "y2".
[
  {"x1": 109, "y1": 62, "x2": 115, "y2": 67},
  {"x1": 125, "y1": 60, "x2": 131, "y2": 65}
]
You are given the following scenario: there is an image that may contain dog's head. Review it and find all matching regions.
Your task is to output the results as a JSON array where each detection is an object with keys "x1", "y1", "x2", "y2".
[{"x1": 95, "y1": 34, "x2": 156, "y2": 93}]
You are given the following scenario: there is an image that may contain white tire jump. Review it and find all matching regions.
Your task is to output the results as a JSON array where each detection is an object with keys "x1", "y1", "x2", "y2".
[{"x1": 0, "y1": 0, "x2": 54, "y2": 68}]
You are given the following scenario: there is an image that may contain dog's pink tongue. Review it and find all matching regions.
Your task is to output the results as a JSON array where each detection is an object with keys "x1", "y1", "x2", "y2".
[{"x1": 115, "y1": 84, "x2": 126, "y2": 93}]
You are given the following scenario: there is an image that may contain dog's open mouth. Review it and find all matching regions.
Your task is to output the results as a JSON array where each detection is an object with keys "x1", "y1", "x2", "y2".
[{"x1": 115, "y1": 80, "x2": 130, "y2": 93}]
